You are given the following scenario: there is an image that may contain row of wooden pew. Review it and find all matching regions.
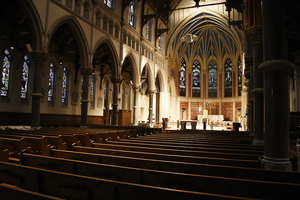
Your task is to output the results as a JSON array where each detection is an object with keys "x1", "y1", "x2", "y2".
[{"x1": 0, "y1": 126, "x2": 299, "y2": 199}]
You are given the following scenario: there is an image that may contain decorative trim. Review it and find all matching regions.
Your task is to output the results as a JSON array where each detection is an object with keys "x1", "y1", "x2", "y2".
[
  {"x1": 245, "y1": 25, "x2": 263, "y2": 44},
  {"x1": 258, "y1": 60, "x2": 294, "y2": 72},
  {"x1": 251, "y1": 88, "x2": 264, "y2": 94},
  {"x1": 31, "y1": 93, "x2": 43, "y2": 97}
]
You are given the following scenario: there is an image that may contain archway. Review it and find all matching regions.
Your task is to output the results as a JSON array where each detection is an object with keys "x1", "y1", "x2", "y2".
[{"x1": 92, "y1": 38, "x2": 120, "y2": 125}]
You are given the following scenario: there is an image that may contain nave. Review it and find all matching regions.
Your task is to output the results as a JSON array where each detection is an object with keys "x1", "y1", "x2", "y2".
[{"x1": 0, "y1": 126, "x2": 299, "y2": 199}]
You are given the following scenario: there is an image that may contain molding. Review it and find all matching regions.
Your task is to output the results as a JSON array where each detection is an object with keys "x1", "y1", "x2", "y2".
[{"x1": 258, "y1": 60, "x2": 294, "y2": 72}]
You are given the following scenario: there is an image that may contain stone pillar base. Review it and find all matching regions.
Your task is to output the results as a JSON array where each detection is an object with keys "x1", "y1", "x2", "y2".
[
  {"x1": 261, "y1": 156, "x2": 292, "y2": 171},
  {"x1": 252, "y1": 138, "x2": 264, "y2": 146},
  {"x1": 80, "y1": 126, "x2": 88, "y2": 128}
]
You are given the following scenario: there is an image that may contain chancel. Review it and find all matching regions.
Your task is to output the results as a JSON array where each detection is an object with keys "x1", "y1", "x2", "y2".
[{"x1": 0, "y1": 0, "x2": 300, "y2": 199}]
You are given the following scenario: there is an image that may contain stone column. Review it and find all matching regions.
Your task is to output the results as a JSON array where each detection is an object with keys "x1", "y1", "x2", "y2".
[
  {"x1": 246, "y1": 26, "x2": 264, "y2": 145},
  {"x1": 259, "y1": 0, "x2": 293, "y2": 171},
  {"x1": 80, "y1": 68, "x2": 92, "y2": 128},
  {"x1": 30, "y1": 51, "x2": 48, "y2": 129},
  {"x1": 244, "y1": 56, "x2": 253, "y2": 133},
  {"x1": 111, "y1": 77, "x2": 121, "y2": 126},
  {"x1": 249, "y1": 66, "x2": 254, "y2": 136},
  {"x1": 132, "y1": 85, "x2": 140, "y2": 126},
  {"x1": 148, "y1": 90, "x2": 155, "y2": 127}
]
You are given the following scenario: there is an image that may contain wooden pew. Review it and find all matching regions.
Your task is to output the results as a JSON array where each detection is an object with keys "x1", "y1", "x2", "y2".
[
  {"x1": 73, "y1": 145, "x2": 260, "y2": 168},
  {"x1": 90, "y1": 143, "x2": 260, "y2": 160},
  {"x1": 125, "y1": 137, "x2": 263, "y2": 149},
  {"x1": 0, "y1": 161, "x2": 251, "y2": 200},
  {"x1": 19, "y1": 152, "x2": 300, "y2": 199},
  {"x1": 105, "y1": 140, "x2": 264, "y2": 153},
  {"x1": 0, "y1": 183, "x2": 64, "y2": 200},
  {"x1": 92, "y1": 142, "x2": 263, "y2": 156},
  {"x1": 38, "y1": 149, "x2": 300, "y2": 184}
]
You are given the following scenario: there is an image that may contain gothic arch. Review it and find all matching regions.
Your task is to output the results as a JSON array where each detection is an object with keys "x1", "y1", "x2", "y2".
[
  {"x1": 122, "y1": 53, "x2": 139, "y2": 86},
  {"x1": 155, "y1": 70, "x2": 165, "y2": 93},
  {"x1": 18, "y1": 0, "x2": 43, "y2": 51},
  {"x1": 93, "y1": 36, "x2": 120, "y2": 79},
  {"x1": 46, "y1": 16, "x2": 89, "y2": 71},
  {"x1": 142, "y1": 63, "x2": 155, "y2": 91}
]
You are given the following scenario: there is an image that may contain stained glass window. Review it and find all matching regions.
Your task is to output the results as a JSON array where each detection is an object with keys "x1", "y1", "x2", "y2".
[
  {"x1": 208, "y1": 60, "x2": 217, "y2": 98},
  {"x1": 192, "y1": 60, "x2": 201, "y2": 97},
  {"x1": 1, "y1": 49, "x2": 11, "y2": 96},
  {"x1": 104, "y1": 0, "x2": 112, "y2": 8},
  {"x1": 146, "y1": 21, "x2": 151, "y2": 41},
  {"x1": 128, "y1": 1, "x2": 135, "y2": 27},
  {"x1": 224, "y1": 58, "x2": 232, "y2": 97},
  {"x1": 238, "y1": 57, "x2": 242, "y2": 96},
  {"x1": 90, "y1": 74, "x2": 95, "y2": 108},
  {"x1": 158, "y1": 35, "x2": 163, "y2": 51},
  {"x1": 62, "y1": 67, "x2": 67, "y2": 103},
  {"x1": 180, "y1": 58, "x2": 186, "y2": 97},
  {"x1": 48, "y1": 63, "x2": 55, "y2": 102},
  {"x1": 21, "y1": 55, "x2": 29, "y2": 99}
]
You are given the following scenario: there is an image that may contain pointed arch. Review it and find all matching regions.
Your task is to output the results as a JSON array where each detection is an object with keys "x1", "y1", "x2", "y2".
[
  {"x1": 155, "y1": 70, "x2": 164, "y2": 93},
  {"x1": 93, "y1": 36, "x2": 120, "y2": 78},
  {"x1": 47, "y1": 16, "x2": 90, "y2": 70},
  {"x1": 122, "y1": 53, "x2": 139, "y2": 86},
  {"x1": 142, "y1": 63, "x2": 154, "y2": 91},
  {"x1": 18, "y1": 0, "x2": 43, "y2": 50}
]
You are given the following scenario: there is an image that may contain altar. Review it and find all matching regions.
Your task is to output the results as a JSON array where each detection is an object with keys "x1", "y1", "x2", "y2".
[{"x1": 197, "y1": 115, "x2": 224, "y2": 125}]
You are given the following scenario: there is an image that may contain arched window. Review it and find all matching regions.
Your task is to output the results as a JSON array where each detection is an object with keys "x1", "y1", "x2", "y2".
[
  {"x1": 109, "y1": 20, "x2": 113, "y2": 35},
  {"x1": 208, "y1": 60, "x2": 217, "y2": 98},
  {"x1": 65, "y1": 0, "x2": 72, "y2": 9},
  {"x1": 180, "y1": 58, "x2": 186, "y2": 97},
  {"x1": 48, "y1": 63, "x2": 55, "y2": 102},
  {"x1": 62, "y1": 66, "x2": 67, "y2": 104},
  {"x1": 104, "y1": 0, "x2": 112, "y2": 8},
  {"x1": 96, "y1": 11, "x2": 101, "y2": 26},
  {"x1": 1, "y1": 49, "x2": 11, "y2": 97},
  {"x1": 238, "y1": 57, "x2": 242, "y2": 96},
  {"x1": 90, "y1": 73, "x2": 95, "y2": 108},
  {"x1": 83, "y1": 2, "x2": 89, "y2": 20},
  {"x1": 146, "y1": 21, "x2": 152, "y2": 41},
  {"x1": 128, "y1": 1, "x2": 135, "y2": 27},
  {"x1": 21, "y1": 55, "x2": 29, "y2": 99},
  {"x1": 75, "y1": 0, "x2": 81, "y2": 14},
  {"x1": 158, "y1": 34, "x2": 163, "y2": 51},
  {"x1": 192, "y1": 60, "x2": 201, "y2": 97},
  {"x1": 115, "y1": 24, "x2": 120, "y2": 39},
  {"x1": 224, "y1": 58, "x2": 232, "y2": 97},
  {"x1": 103, "y1": 16, "x2": 108, "y2": 31}
]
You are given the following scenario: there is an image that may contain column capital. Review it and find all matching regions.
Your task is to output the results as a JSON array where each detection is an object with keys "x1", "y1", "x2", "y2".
[
  {"x1": 132, "y1": 85, "x2": 141, "y2": 91},
  {"x1": 30, "y1": 50, "x2": 49, "y2": 64},
  {"x1": 258, "y1": 60, "x2": 294, "y2": 72},
  {"x1": 148, "y1": 90, "x2": 156, "y2": 94},
  {"x1": 245, "y1": 25, "x2": 263, "y2": 44},
  {"x1": 80, "y1": 67, "x2": 93, "y2": 76},
  {"x1": 112, "y1": 77, "x2": 122, "y2": 84}
]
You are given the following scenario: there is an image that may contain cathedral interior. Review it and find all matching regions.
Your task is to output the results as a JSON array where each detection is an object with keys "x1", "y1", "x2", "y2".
[{"x1": 1, "y1": 0, "x2": 300, "y2": 199}]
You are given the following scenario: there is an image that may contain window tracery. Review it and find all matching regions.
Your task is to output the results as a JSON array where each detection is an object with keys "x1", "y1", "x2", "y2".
[
  {"x1": 21, "y1": 55, "x2": 29, "y2": 99},
  {"x1": 62, "y1": 67, "x2": 67, "y2": 103},
  {"x1": 180, "y1": 58, "x2": 186, "y2": 97},
  {"x1": 192, "y1": 60, "x2": 201, "y2": 97},
  {"x1": 208, "y1": 60, "x2": 217, "y2": 98},
  {"x1": 238, "y1": 57, "x2": 242, "y2": 96},
  {"x1": 1, "y1": 49, "x2": 11, "y2": 97},
  {"x1": 48, "y1": 63, "x2": 55, "y2": 102},
  {"x1": 224, "y1": 58, "x2": 232, "y2": 97}
]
